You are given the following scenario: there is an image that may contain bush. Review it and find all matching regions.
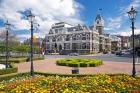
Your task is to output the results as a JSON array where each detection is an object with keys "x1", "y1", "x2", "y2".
[
  {"x1": 33, "y1": 56, "x2": 44, "y2": 60},
  {"x1": 0, "y1": 73, "x2": 29, "y2": 82},
  {"x1": 56, "y1": 58, "x2": 103, "y2": 67},
  {"x1": 56, "y1": 62, "x2": 67, "y2": 66},
  {"x1": 0, "y1": 64, "x2": 18, "y2": 75},
  {"x1": 67, "y1": 62, "x2": 79, "y2": 67},
  {"x1": 0, "y1": 56, "x2": 44, "y2": 63},
  {"x1": 0, "y1": 58, "x2": 27, "y2": 63},
  {"x1": 89, "y1": 62, "x2": 96, "y2": 67},
  {"x1": 79, "y1": 63, "x2": 88, "y2": 67}
]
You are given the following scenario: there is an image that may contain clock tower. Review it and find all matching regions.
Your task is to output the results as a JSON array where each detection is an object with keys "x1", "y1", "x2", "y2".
[{"x1": 94, "y1": 13, "x2": 104, "y2": 35}]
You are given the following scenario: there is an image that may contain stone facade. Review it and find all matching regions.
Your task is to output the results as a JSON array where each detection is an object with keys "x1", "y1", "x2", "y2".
[
  {"x1": 111, "y1": 35, "x2": 121, "y2": 51},
  {"x1": 119, "y1": 36, "x2": 130, "y2": 49},
  {"x1": 44, "y1": 14, "x2": 111, "y2": 54}
]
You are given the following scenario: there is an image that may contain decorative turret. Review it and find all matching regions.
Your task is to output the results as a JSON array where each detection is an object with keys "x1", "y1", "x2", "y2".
[{"x1": 94, "y1": 9, "x2": 104, "y2": 35}]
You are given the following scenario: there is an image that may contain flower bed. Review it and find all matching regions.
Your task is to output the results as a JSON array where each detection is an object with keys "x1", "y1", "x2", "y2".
[
  {"x1": 0, "y1": 74, "x2": 140, "y2": 93},
  {"x1": 56, "y1": 58, "x2": 103, "y2": 67}
]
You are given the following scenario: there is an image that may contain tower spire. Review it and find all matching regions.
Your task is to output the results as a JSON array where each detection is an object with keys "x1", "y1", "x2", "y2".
[{"x1": 98, "y1": 8, "x2": 102, "y2": 15}]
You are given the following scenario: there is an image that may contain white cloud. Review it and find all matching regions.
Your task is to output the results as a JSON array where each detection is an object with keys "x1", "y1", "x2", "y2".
[
  {"x1": 105, "y1": 17, "x2": 122, "y2": 30},
  {"x1": 127, "y1": 0, "x2": 140, "y2": 11},
  {"x1": 112, "y1": 28, "x2": 140, "y2": 36},
  {"x1": 0, "y1": 0, "x2": 84, "y2": 40},
  {"x1": 122, "y1": 0, "x2": 140, "y2": 17},
  {"x1": 17, "y1": 34, "x2": 30, "y2": 39},
  {"x1": 105, "y1": 0, "x2": 140, "y2": 34}
]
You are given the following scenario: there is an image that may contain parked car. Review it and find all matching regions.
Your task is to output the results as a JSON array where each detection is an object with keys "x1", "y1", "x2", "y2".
[
  {"x1": 69, "y1": 53, "x2": 79, "y2": 56},
  {"x1": 116, "y1": 50, "x2": 129, "y2": 56},
  {"x1": 115, "y1": 51, "x2": 123, "y2": 56},
  {"x1": 111, "y1": 51, "x2": 115, "y2": 54}
]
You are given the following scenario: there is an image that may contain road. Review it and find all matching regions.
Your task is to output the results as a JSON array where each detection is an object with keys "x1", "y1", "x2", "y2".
[{"x1": 45, "y1": 53, "x2": 140, "y2": 63}]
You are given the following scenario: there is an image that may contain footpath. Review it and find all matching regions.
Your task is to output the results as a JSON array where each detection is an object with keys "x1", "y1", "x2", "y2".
[{"x1": 17, "y1": 58, "x2": 140, "y2": 75}]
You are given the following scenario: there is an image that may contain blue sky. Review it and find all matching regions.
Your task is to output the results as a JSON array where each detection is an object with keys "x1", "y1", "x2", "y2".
[
  {"x1": 77, "y1": 0, "x2": 140, "y2": 34},
  {"x1": 0, "y1": 0, "x2": 140, "y2": 42}
]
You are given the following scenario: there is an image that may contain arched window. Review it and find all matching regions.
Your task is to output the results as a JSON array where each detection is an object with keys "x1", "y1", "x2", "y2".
[
  {"x1": 72, "y1": 35, "x2": 76, "y2": 40},
  {"x1": 87, "y1": 43, "x2": 90, "y2": 49},
  {"x1": 86, "y1": 34, "x2": 90, "y2": 40},
  {"x1": 52, "y1": 37, "x2": 56, "y2": 42},
  {"x1": 82, "y1": 34, "x2": 86, "y2": 40},
  {"x1": 66, "y1": 35, "x2": 70, "y2": 41},
  {"x1": 76, "y1": 35, "x2": 80, "y2": 40},
  {"x1": 97, "y1": 20, "x2": 100, "y2": 24}
]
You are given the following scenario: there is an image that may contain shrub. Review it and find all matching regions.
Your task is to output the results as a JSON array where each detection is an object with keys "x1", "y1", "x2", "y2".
[
  {"x1": 56, "y1": 58, "x2": 103, "y2": 67},
  {"x1": 89, "y1": 62, "x2": 96, "y2": 67},
  {"x1": 0, "y1": 56, "x2": 44, "y2": 63},
  {"x1": 0, "y1": 68, "x2": 17, "y2": 75},
  {"x1": 67, "y1": 62, "x2": 79, "y2": 67},
  {"x1": 0, "y1": 64, "x2": 18, "y2": 75},
  {"x1": 0, "y1": 58, "x2": 27, "y2": 63},
  {"x1": 0, "y1": 73, "x2": 29, "y2": 82},
  {"x1": 33, "y1": 56, "x2": 44, "y2": 60},
  {"x1": 56, "y1": 62, "x2": 67, "y2": 66},
  {"x1": 79, "y1": 63, "x2": 88, "y2": 67}
]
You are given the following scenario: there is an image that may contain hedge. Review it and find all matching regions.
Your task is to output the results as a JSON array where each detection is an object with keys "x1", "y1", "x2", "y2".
[
  {"x1": 0, "y1": 56, "x2": 44, "y2": 63},
  {"x1": 0, "y1": 72, "x2": 139, "y2": 82},
  {"x1": 67, "y1": 62, "x2": 79, "y2": 67},
  {"x1": 0, "y1": 73, "x2": 29, "y2": 82},
  {"x1": 0, "y1": 58, "x2": 27, "y2": 63},
  {"x1": 56, "y1": 58, "x2": 103, "y2": 67},
  {"x1": 0, "y1": 64, "x2": 18, "y2": 75}
]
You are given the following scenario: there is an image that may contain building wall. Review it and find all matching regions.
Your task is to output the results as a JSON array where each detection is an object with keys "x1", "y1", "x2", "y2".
[
  {"x1": 111, "y1": 35, "x2": 121, "y2": 51},
  {"x1": 45, "y1": 14, "x2": 111, "y2": 54},
  {"x1": 130, "y1": 34, "x2": 140, "y2": 48},
  {"x1": 119, "y1": 36, "x2": 130, "y2": 49},
  {"x1": 45, "y1": 31, "x2": 100, "y2": 54}
]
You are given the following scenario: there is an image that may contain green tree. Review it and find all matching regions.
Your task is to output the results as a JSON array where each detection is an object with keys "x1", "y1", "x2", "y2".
[{"x1": 11, "y1": 45, "x2": 30, "y2": 53}]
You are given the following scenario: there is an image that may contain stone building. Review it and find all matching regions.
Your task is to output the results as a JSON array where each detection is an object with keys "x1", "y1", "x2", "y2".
[
  {"x1": 130, "y1": 34, "x2": 140, "y2": 48},
  {"x1": 44, "y1": 14, "x2": 111, "y2": 54},
  {"x1": 119, "y1": 36, "x2": 130, "y2": 49},
  {"x1": 110, "y1": 35, "x2": 121, "y2": 51}
]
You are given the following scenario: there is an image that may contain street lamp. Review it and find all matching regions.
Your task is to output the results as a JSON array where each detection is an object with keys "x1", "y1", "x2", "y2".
[
  {"x1": 4, "y1": 20, "x2": 11, "y2": 68},
  {"x1": 127, "y1": 6, "x2": 137, "y2": 77},
  {"x1": 27, "y1": 10, "x2": 35, "y2": 77}
]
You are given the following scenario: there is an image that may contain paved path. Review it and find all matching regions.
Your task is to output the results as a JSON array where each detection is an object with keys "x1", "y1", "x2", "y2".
[{"x1": 16, "y1": 58, "x2": 140, "y2": 75}]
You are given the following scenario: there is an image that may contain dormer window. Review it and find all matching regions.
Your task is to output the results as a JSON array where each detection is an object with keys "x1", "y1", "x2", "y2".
[{"x1": 49, "y1": 29, "x2": 53, "y2": 34}]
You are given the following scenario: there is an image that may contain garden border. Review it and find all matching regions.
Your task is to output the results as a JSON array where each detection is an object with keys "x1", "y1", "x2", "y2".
[{"x1": 0, "y1": 72, "x2": 140, "y2": 82}]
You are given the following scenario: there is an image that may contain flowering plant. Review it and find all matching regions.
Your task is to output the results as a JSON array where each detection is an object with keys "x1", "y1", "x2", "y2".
[{"x1": 0, "y1": 74, "x2": 140, "y2": 93}]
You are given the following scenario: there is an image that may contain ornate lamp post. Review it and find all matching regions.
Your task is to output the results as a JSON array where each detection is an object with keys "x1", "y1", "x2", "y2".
[
  {"x1": 27, "y1": 11, "x2": 35, "y2": 76},
  {"x1": 4, "y1": 20, "x2": 11, "y2": 68},
  {"x1": 127, "y1": 6, "x2": 137, "y2": 77}
]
